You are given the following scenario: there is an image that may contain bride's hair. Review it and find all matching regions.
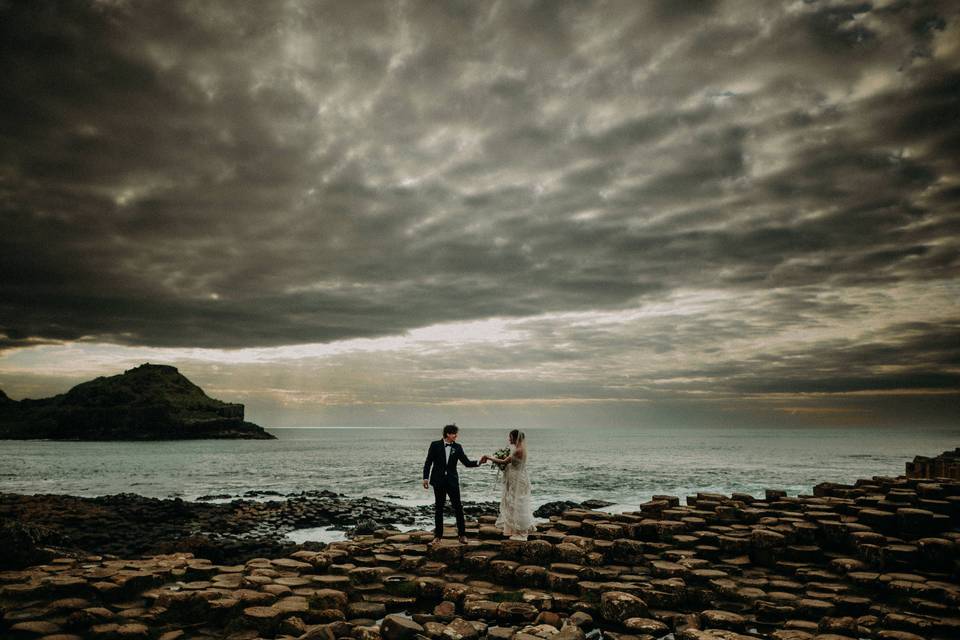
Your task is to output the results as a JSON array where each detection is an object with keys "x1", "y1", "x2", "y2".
[{"x1": 509, "y1": 429, "x2": 525, "y2": 445}]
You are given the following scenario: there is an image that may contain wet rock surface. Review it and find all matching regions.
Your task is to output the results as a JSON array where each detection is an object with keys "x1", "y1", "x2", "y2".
[
  {"x1": 1, "y1": 491, "x2": 500, "y2": 567},
  {"x1": 1, "y1": 471, "x2": 958, "y2": 640}
]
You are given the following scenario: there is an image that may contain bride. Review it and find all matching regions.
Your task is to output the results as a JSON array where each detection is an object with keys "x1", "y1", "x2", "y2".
[{"x1": 482, "y1": 429, "x2": 536, "y2": 540}]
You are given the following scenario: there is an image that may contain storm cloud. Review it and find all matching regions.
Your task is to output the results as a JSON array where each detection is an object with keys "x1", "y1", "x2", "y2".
[{"x1": 0, "y1": 0, "x2": 958, "y2": 425}]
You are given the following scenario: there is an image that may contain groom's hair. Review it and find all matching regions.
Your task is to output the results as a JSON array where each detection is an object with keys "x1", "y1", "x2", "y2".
[{"x1": 443, "y1": 424, "x2": 459, "y2": 437}]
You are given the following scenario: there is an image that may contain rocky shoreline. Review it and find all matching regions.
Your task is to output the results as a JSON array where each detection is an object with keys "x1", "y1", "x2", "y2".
[
  {"x1": 0, "y1": 491, "x2": 506, "y2": 568},
  {"x1": 1, "y1": 470, "x2": 959, "y2": 640}
]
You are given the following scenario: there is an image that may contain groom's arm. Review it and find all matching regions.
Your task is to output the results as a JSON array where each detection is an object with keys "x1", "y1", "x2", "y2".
[
  {"x1": 423, "y1": 443, "x2": 434, "y2": 480},
  {"x1": 457, "y1": 446, "x2": 480, "y2": 468}
]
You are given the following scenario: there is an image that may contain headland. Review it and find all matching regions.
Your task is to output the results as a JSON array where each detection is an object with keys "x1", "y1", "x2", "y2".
[{"x1": 0, "y1": 363, "x2": 274, "y2": 440}]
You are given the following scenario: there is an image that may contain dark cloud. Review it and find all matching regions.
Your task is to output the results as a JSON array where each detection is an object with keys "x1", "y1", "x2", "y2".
[{"x1": 0, "y1": 0, "x2": 958, "y2": 417}]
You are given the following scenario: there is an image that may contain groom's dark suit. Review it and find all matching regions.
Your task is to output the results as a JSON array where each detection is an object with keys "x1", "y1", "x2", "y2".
[{"x1": 423, "y1": 439, "x2": 479, "y2": 538}]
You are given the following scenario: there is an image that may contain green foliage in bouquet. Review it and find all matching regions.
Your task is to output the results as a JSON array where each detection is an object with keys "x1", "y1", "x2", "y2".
[{"x1": 491, "y1": 447, "x2": 511, "y2": 483}]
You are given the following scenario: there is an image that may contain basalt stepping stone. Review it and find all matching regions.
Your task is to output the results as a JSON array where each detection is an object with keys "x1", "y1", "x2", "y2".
[
  {"x1": 735, "y1": 587, "x2": 766, "y2": 603},
  {"x1": 441, "y1": 582, "x2": 471, "y2": 603},
  {"x1": 701, "y1": 609, "x2": 749, "y2": 631},
  {"x1": 828, "y1": 558, "x2": 867, "y2": 574},
  {"x1": 242, "y1": 604, "x2": 283, "y2": 632},
  {"x1": 443, "y1": 617, "x2": 480, "y2": 640},
  {"x1": 676, "y1": 556, "x2": 711, "y2": 570},
  {"x1": 273, "y1": 575, "x2": 311, "y2": 588},
  {"x1": 232, "y1": 588, "x2": 276, "y2": 607},
  {"x1": 554, "y1": 520, "x2": 583, "y2": 532},
  {"x1": 623, "y1": 617, "x2": 670, "y2": 635},
  {"x1": 690, "y1": 569, "x2": 728, "y2": 584},
  {"x1": 329, "y1": 562, "x2": 357, "y2": 575},
  {"x1": 242, "y1": 574, "x2": 273, "y2": 587},
  {"x1": 858, "y1": 509, "x2": 897, "y2": 532},
  {"x1": 599, "y1": 591, "x2": 648, "y2": 623},
  {"x1": 755, "y1": 601, "x2": 796, "y2": 622},
  {"x1": 497, "y1": 601, "x2": 539, "y2": 623},
  {"x1": 271, "y1": 557, "x2": 312, "y2": 571},
  {"x1": 399, "y1": 554, "x2": 426, "y2": 570},
  {"x1": 795, "y1": 598, "x2": 834, "y2": 619},
  {"x1": 875, "y1": 632, "x2": 926, "y2": 640},
  {"x1": 306, "y1": 588, "x2": 347, "y2": 611},
  {"x1": 818, "y1": 616, "x2": 862, "y2": 636},
  {"x1": 553, "y1": 543, "x2": 585, "y2": 564},
  {"x1": 784, "y1": 619, "x2": 820, "y2": 632},
  {"x1": 843, "y1": 571, "x2": 880, "y2": 588},
  {"x1": 649, "y1": 560, "x2": 686, "y2": 578},
  {"x1": 546, "y1": 571, "x2": 579, "y2": 593},
  {"x1": 310, "y1": 574, "x2": 351, "y2": 589},
  {"x1": 490, "y1": 560, "x2": 520, "y2": 583},
  {"x1": 881, "y1": 612, "x2": 937, "y2": 635},
  {"x1": 380, "y1": 613, "x2": 425, "y2": 640},
  {"x1": 115, "y1": 622, "x2": 151, "y2": 638},
  {"x1": 82, "y1": 567, "x2": 119, "y2": 580},
  {"x1": 516, "y1": 565, "x2": 548, "y2": 588},
  {"x1": 583, "y1": 566, "x2": 621, "y2": 582},
  {"x1": 416, "y1": 576, "x2": 449, "y2": 599},
  {"x1": 348, "y1": 601, "x2": 387, "y2": 619},
  {"x1": 433, "y1": 600, "x2": 456, "y2": 620},
  {"x1": 463, "y1": 599, "x2": 499, "y2": 619},
  {"x1": 89, "y1": 623, "x2": 120, "y2": 637},
  {"x1": 521, "y1": 540, "x2": 554, "y2": 564},
  {"x1": 832, "y1": 595, "x2": 871, "y2": 616},
  {"x1": 421, "y1": 561, "x2": 449, "y2": 576},
  {"x1": 274, "y1": 595, "x2": 310, "y2": 614},
  {"x1": 10, "y1": 619, "x2": 63, "y2": 635},
  {"x1": 769, "y1": 629, "x2": 813, "y2": 639},
  {"x1": 262, "y1": 582, "x2": 293, "y2": 596}
]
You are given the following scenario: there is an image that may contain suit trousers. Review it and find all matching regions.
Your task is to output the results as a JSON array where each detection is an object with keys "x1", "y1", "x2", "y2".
[{"x1": 433, "y1": 478, "x2": 466, "y2": 538}]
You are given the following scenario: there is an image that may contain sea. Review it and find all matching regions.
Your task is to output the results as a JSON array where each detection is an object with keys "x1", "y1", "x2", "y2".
[{"x1": 2, "y1": 425, "x2": 958, "y2": 513}]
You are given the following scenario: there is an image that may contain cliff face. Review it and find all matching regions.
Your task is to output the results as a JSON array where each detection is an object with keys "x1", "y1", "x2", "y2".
[{"x1": 0, "y1": 364, "x2": 275, "y2": 440}]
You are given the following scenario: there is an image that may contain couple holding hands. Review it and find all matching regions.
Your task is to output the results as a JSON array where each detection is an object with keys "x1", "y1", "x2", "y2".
[{"x1": 422, "y1": 424, "x2": 535, "y2": 544}]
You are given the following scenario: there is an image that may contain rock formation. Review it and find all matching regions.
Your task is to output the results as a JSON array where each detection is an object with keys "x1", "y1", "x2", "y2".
[
  {"x1": 0, "y1": 363, "x2": 274, "y2": 440},
  {"x1": 0, "y1": 470, "x2": 958, "y2": 640},
  {"x1": 908, "y1": 449, "x2": 960, "y2": 481}
]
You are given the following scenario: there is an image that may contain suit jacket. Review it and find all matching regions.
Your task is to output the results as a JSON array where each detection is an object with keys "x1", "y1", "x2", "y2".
[{"x1": 423, "y1": 439, "x2": 479, "y2": 487}]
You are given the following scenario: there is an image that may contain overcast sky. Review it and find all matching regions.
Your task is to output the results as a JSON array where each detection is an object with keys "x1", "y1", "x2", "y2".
[{"x1": 1, "y1": 0, "x2": 958, "y2": 429}]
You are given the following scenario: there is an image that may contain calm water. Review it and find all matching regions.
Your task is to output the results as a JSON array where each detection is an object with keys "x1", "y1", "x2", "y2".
[{"x1": 2, "y1": 426, "x2": 957, "y2": 511}]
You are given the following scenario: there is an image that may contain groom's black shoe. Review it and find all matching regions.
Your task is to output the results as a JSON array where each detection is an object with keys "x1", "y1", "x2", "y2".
[{"x1": 458, "y1": 535, "x2": 467, "y2": 544}]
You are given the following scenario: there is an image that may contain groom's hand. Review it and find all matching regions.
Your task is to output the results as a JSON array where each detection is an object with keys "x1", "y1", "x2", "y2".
[{"x1": 422, "y1": 479, "x2": 429, "y2": 489}]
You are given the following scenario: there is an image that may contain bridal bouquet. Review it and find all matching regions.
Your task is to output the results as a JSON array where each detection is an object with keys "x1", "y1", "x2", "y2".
[
  {"x1": 491, "y1": 447, "x2": 511, "y2": 469},
  {"x1": 491, "y1": 447, "x2": 510, "y2": 482},
  {"x1": 491, "y1": 447, "x2": 511, "y2": 483}
]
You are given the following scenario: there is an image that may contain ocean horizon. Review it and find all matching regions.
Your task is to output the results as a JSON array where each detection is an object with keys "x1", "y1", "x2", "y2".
[{"x1": 3, "y1": 425, "x2": 957, "y2": 512}]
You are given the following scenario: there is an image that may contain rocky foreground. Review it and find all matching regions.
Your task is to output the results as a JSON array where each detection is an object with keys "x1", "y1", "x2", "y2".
[
  {"x1": 0, "y1": 491, "x2": 499, "y2": 567},
  {"x1": 2, "y1": 473, "x2": 960, "y2": 640}
]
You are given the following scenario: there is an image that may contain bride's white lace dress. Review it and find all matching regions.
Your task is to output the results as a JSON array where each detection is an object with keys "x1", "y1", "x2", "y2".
[{"x1": 495, "y1": 445, "x2": 537, "y2": 536}]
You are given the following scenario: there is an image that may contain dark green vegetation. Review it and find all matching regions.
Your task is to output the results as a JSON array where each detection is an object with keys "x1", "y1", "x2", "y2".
[{"x1": 0, "y1": 363, "x2": 274, "y2": 440}]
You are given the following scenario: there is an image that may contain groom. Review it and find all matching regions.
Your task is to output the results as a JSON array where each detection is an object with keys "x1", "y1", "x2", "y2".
[{"x1": 422, "y1": 424, "x2": 484, "y2": 544}]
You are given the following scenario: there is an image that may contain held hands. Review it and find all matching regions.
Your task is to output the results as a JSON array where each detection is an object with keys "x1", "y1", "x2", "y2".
[{"x1": 480, "y1": 455, "x2": 489, "y2": 465}]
